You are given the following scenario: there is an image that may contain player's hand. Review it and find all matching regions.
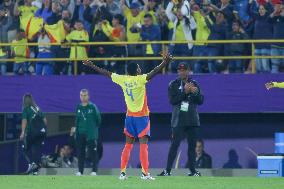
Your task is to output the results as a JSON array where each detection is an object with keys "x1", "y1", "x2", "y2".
[
  {"x1": 265, "y1": 82, "x2": 274, "y2": 90},
  {"x1": 161, "y1": 53, "x2": 173, "y2": 64},
  {"x1": 83, "y1": 60, "x2": 93, "y2": 67}
]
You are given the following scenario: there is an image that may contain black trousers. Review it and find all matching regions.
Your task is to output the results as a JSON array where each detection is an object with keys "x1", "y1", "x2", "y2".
[
  {"x1": 23, "y1": 135, "x2": 45, "y2": 165},
  {"x1": 166, "y1": 126, "x2": 200, "y2": 173},
  {"x1": 76, "y1": 134, "x2": 98, "y2": 174}
]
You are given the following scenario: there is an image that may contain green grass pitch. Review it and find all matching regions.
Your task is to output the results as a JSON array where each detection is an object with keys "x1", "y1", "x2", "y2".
[{"x1": 0, "y1": 176, "x2": 284, "y2": 189}]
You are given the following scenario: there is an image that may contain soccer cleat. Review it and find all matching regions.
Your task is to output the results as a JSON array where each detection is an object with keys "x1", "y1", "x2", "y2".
[
  {"x1": 90, "y1": 172, "x2": 97, "y2": 176},
  {"x1": 32, "y1": 171, "x2": 38, "y2": 176},
  {"x1": 119, "y1": 172, "x2": 127, "y2": 180},
  {"x1": 75, "y1": 172, "x2": 82, "y2": 176},
  {"x1": 141, "y1": 173, "x2": 155, "y2": 180},
  {"x1": 157, "y1": 170, "x2": 171, "y2": 176},
  {"x1": 29, "y1": 163, "x2": 40, "y2": 175},
  {"x1": 25, "y1": 164, "x2": 33, "y2": 175},
  {"x1": 188, "y1": 171, "x2": 201, "y2": 177}
]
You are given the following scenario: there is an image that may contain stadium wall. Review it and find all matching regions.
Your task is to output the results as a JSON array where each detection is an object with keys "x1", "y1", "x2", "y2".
[{"x1": 0, "y1": 74, "x2": 284, "y2": 113}]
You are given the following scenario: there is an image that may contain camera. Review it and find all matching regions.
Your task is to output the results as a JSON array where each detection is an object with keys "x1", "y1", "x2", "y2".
[{"x1": 130, "y1": 23, "x2": 142, "y2": 33}]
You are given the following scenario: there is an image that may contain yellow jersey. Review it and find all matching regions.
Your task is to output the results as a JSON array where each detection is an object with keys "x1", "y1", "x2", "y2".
[
  {"x1": 124, "y1": 7, "x2": 145, "y2": 42},
  {"x1": 111, "y1": 73, "x2": 149, "y2": 117},
  {"x1": 66, "y1": 30, "x2": 89, "y2": 59}
]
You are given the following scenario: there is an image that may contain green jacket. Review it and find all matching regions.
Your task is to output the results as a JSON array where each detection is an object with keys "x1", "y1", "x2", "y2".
[
  {"x1": 22, "y1": 106, "x2": 44, "y2": 134},
  {"x1": 75, "y1": 102, "x2": 101, "y2": 140}
]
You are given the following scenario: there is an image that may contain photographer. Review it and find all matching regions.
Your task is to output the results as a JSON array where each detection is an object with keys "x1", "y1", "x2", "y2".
[{"x1": 166, "y1": 0, "x2": 197, "y2": 73}]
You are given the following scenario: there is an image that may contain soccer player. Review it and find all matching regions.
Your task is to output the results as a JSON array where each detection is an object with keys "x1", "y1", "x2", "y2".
[
  {"x1": 266, "y1": 82, "x2": 284, "y2": 89},
  {"x1": 83, "y1": 53, "x2": 172, "y2": 180}
]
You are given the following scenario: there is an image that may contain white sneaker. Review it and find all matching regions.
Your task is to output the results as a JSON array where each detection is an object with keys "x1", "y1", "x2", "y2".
[
  {"x1": 90, "y1": 172, "x2": 97, "y2": 176},
  {"x1": 119, "y1": 172, "x2": 127, "y2": 180},
  {"x1": 141, "y1": 173, "x2": 155, "y2": 180},
  {"x1": 75, "y1": 172, "x2": 82, "y2": 176}
]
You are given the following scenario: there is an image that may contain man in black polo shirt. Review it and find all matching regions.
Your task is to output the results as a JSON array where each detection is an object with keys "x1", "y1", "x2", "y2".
[{"x1": 159, "y1": 62, "x2": 204, "y2": 176}]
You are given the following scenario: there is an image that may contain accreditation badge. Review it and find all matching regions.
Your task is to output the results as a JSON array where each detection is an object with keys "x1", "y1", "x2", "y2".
[{"x1": 180, "y1": 101, "x2": 189, "y2": 112}]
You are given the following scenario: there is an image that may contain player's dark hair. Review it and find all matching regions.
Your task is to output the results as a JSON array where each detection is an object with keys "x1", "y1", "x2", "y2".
[
  {"x1": 22, "y1": 93, "x2": 38, "y2": 110},
  {"x1": 127, "y1": 63, "x2": 139, "y2": 76},
  {"x1": 196, "y1": 139, "x2": 204, "y2": 146}
]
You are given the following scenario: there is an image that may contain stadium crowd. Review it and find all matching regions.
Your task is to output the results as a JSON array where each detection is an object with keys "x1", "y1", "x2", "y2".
[{"x1": 0, "y1": 0, "x2": 284, "y2": 75}]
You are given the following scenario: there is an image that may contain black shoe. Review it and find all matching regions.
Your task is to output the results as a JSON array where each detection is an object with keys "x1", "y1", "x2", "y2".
[
  {"x1": 188, "y1": 171, "x2": 201, "y2": 177},
  {"x1": 157, "y1": 170, "x2": 171, "y2": 176},
  {"x1": 25, "y1": 164, "x2": 33, "y2": 175}
]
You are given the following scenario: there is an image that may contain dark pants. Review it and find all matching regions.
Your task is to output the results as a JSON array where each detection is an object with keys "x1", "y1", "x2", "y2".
[
  {"x1": 166, "y1": 126, "x2": 200, "y2": 173},
  {"x1": 76, "y1": 134, "x2": 98, "y2": 174},
  {"x1": 170, "y1": 44, "x2": 192, "y2": 73},
  {"x1": 23, "y1": 135, "x2": 45, "y2": 165},
  {"x1": 141, "y1": 54, "x2": 159, "y2": 74}
]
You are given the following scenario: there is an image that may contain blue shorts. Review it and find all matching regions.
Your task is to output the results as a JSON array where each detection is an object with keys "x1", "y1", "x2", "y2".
[{"x1": 124, "y1": 116, "x2": 150, "y2": 138}]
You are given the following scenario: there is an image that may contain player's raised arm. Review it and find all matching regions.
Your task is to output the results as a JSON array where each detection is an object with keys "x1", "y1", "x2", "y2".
[
  {"x1": 146, "y1": 53, "x2": 173, "y2": 81},
  {"x1": 266, "y1": 82, "x2": 284, "y2": 90},
  {"x1": 83, "y1": 60, "x2": 112, "y2": 78}
]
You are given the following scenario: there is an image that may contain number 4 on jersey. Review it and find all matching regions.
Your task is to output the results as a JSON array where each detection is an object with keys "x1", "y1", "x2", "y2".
[{"x1": 126, "y1": 88, "x2": 134, "y2": 101}]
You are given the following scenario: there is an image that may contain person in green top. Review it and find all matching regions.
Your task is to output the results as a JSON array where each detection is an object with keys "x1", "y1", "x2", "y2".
[
  {"x1": 71, "y1": 89, "x2": 101, "y2": 176},
  {"x1": 266, "y1": 82, "x2": 284, "y2": 89},
  {"x1": 20, "y1": 93, "x2": 47, "y2": 175}
]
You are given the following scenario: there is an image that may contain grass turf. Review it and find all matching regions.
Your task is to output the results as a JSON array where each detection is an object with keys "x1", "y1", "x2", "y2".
[{"x1": 0, "y1": 176, "x2": 283, "y2": 189}]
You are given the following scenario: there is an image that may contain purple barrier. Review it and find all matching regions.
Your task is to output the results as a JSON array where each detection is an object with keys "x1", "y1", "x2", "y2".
[
  {"x1": 100, "y1": 138, "x2": 274, "y2": 168},
  {"x1": 1, "y1": 74, "x2": 284, "y2": 113}
]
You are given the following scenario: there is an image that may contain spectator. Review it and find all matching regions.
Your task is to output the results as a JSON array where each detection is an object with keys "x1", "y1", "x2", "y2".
[
  {"x1": 194, "y1": 139, "x2": 212, "y2": 168},
  {"x1": 35, "y1": 27, "x2": 55, "y2": 75},
  {"x1": 248, "y1": 0, "x2": 273, "y2": 73},
  {"x1": 73, "y1": 0, "x2": 96, "y2": 34},
  {"x1": 57, "y1": 145, "x2": 78, "y2": 168},
  {"x1": 140, "y1": 13, "x2": 161, "y2": 73},
  {"x1": 0, "y1": 5, "x2": 12, "y2": 75},
  {"x1": 166, "y1": 0, "x2": 197, "y2": 72},
  {"x1": 89, "y1": 11, "x2": 111, "y2": 73},
  {"x1": 1, "y1": 0, "x2": 18, "y2": 43},
  {"x1": 106, "y1": 14, "x2": 127, "y2": 74},
  {"x1": 34, "y1": 0, "x2": 53, "y2": 22},
  {"x1": 120, "y1": 0, "x2": 146, "y2": 60},
  {"x1": 45, "y1": 1, "x2": 63, "y2": 24},
  {"x1": 59, "y1": 0, "x2": 75, "y2": 17},
  {"x1": 226, "y1": 20, "x2": 249, "y2": 73},
  {"x1": 269, "y1": 1, "x2": 284, "y2": 73},
  {"x1": 223, "y1": 149, "x2": 242, "y2": 168},
  {"x1": 157, "y1": 8, "x2": 170, "y2": 41},
  {"x1": 14, "y1": 0, "x2": 38, "y2": 31},
  {"x1": 106, "y1": 0, "x2": 122, "y2": 16},
  {"x1": 145, "y1": 0, "x2": 160, "y2": 24},
  {"x1": 204, "y1": 11, "x2": 227, "y2": 73},
  {"x1": 192, "y1": 4, "x2": 211, "y2": 73},
  {"x1": 11, "y1": 30, "x2": 30, "y2": 75},
  {"x1": 66, "y1": 20, "x2": 89, "y2": 74},
  {"x1": 45, "y1": 15, "x2": 72, "y2": 75},
  {"x1": 210, "y1": 0, "x2": 236, "y2": 30},
  {"x1": 185, "y1": 139, "x2": 212, "y2": 169}
]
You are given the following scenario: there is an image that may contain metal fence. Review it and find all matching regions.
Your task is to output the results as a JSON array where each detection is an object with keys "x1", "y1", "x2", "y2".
[{"x1": 1, "y1": 39, "x2": 284, "y2": 75}]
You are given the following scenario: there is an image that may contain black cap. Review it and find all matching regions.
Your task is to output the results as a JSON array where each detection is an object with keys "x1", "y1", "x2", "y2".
[{"x1": 177, "y1": 62, "x2": 189, "y2": 70}]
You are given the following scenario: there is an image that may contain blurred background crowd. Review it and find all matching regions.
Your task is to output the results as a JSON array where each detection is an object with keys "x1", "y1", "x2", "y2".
[{"x1": 0, "y1": 0, "x2": 284, "y2": 75}]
